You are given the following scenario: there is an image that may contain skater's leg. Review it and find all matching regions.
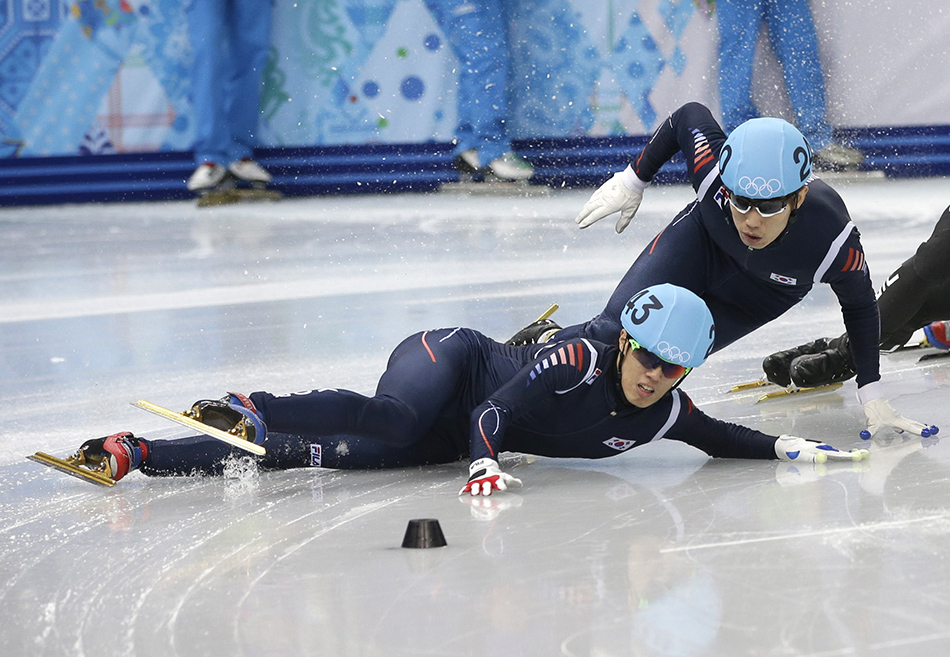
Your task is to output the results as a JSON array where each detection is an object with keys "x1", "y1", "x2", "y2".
[
  {"x1": 877, "y1": 206, "x2": 950, "y2": 349},
  {"x1": 139, "y1": 429, "x2": 462, "y2": 476},
  {"x1": 555, "y1": 211, "x2": 713, "y2": 344},
  {"x1": 250, "y1": 328, "x2": 473, "y2": 448}
]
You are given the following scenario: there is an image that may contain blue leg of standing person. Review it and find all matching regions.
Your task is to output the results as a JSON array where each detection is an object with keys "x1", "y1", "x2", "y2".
[
  {"x1": 717, "y1": 0, "x2": 764, "y2": 132},
  {"x1": 424, "y1": 0, "x2": 510, "y2": 164},
  {"x1": 224, "y1": 0, "x2": 273, "y2": 162},
  {"x1": 187, "y1": 0, "x2": 229, "y2": 166},
  {"x1": 763, "y1": 0, "x2": 833, "y2": 150}
]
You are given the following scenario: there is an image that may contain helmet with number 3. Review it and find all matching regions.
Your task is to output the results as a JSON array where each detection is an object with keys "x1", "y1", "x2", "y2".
[
  {"x1": 620, "y1": 284, "x2": 715, "y2": 369},
  {"x1": 718, "y1": 117, "x2": 812, "y2": 199}
]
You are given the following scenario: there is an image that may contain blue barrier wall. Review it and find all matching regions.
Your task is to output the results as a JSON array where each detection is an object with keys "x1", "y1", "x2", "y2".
[{"x1": 2, "y1": 125, "x2": 948, "y2": 206}]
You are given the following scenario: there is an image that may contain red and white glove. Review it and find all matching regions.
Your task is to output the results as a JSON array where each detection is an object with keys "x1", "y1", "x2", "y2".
[
  {"x1": 459, "y1": 458, "x2": 523, "y2": 497},
  {"x1": 774, "y1": 435, "x2": 869, "y2": 464},
  {"x1": 574, "y1": 166, "x2": 649, "y2": 233}
]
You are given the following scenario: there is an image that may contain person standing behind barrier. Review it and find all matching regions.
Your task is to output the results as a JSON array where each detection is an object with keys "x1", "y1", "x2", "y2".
[
  {"x1": 185, "y1": 0, "x2": 275, "y2": 193},
  {"x1": 714, "y1": 0, "x2": 864, "y2": 170},
  {"x1": 424, "y1": 0, "x2": 534, "y2": 182}
]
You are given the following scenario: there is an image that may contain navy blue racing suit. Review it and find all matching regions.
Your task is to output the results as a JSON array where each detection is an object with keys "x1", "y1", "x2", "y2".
[
  {"x1": 140, "y1": 328, "x2": 777, "y2": 476},
  {"x1": 556, "y1": 102, "x2": 881, "y2": 388}
]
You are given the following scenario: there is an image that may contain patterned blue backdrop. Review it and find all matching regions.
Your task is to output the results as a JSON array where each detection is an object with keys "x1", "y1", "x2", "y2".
[{"x1": 1, "y1": 0, "x2": 946, "y2": 158}]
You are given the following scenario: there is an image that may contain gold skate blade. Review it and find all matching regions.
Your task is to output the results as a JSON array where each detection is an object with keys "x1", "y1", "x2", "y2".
[
  {"x1": 132, "y1": 400, "x2": 266, "y2": 455},
  {"x1": 727, "y1": 379, "x2": 773, "y2": 393},
  {"x1": 533, "y1": 304, "x2": 559, "y2": 323},
  {"x1": 27, "y1": 452, "x2": 116, "y2": 488},
  {"x1": 230, "y1": 187, "x2": 282, "y2": 202},
  {"x1": 756, "y1": 382, "x2": 843, "y2": 403},
  {"x1": 196, "y1": 187, "x2": 282, "y2": 207}
]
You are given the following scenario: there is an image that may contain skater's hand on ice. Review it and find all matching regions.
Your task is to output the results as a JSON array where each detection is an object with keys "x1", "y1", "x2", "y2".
[
  {"x1": 861, "y1": 397, "x2": 935, "y2": 438},
  {"x1": 774, "y1": 435, "x2": 870, "y2": 464},
  {"x1": 459, "y1": 458, "x2": 523, "y2": 496},
  {"x1": 575, "y1": 167, "x2": 648, "y2": 233}
]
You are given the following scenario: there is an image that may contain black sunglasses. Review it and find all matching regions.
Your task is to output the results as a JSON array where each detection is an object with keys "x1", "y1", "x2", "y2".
[
  {"x1": 726, "y1": 189, "x2": 795, "y2": 218},
  {"x1": 626, "y1": 337, "x2": 690, "y2": 379}
]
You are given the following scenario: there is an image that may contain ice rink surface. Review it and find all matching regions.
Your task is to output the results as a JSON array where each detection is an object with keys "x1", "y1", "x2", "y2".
[{"x1": 2, "y1": 176, "x2": 950, "y2": 656}]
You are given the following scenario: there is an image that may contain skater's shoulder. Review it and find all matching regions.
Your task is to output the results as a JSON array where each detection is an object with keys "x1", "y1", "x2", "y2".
[{"x1": 802, "y1": 178, "x2": 849, "y2": 215}]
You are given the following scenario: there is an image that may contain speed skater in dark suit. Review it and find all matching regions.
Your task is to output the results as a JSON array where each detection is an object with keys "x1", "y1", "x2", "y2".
[
  {"x1": 50, "y1": 285, "x2": 869, "y2": 494},
  {"x1": 518, "y1": 101, "x2": 933, "y2": 438},
  {"x1": 762, "y1": 204, "x2": 950, "y2": 388}
]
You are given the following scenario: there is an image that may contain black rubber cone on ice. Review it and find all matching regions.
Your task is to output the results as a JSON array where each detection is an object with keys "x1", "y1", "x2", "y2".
[{"x1": 401, "y1": 519, "x2": 447, "y2": 548}]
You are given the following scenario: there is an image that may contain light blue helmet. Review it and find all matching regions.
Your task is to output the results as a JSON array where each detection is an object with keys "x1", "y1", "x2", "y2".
[
  {"x1": 718, "y1": 117, "x2": 812, "y2": 199},
  {"x1": 620, "y1": 284, "x2": 715, "y2": 369}
]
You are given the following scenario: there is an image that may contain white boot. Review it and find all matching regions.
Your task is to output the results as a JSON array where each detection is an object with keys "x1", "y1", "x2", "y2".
[
  {"x1": 228, "y1": 158, "x2": 272, "y2": 184},
  {"x1": 455, "y1": 149, "x2": 481, "y2": 174},
  {"x1": 187, "y1": 162, "x2": 227, "y2": 191},
  {"x1": 487, "y1": 152, "x2": 534, "y2": 181}
]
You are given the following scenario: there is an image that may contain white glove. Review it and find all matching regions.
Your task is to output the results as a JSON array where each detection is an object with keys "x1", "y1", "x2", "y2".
[
  {"x1": 862, "y1": 397, "x2": 935, "y2": 438},
  {"x1": 459, "y1": 458, "x2": 523, "y2": 497},
  {"x1": 774, "y1": 435, "x2": 869, "y2": 464},
  {"x1": 856, "y1": 381, "x2": 937, "y2": 438},
  {"x1": 574, "y1": 167, "x2": 648, "y2": 233}
]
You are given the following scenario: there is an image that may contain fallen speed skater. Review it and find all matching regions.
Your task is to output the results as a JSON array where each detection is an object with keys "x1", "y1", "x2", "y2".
[{"x1": 30, "y1": 285, "x2": 869, "y2": 496}]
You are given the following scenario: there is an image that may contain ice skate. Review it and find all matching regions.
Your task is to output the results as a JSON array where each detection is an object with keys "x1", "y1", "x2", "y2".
[
  {"x1": 923, "y1": 320, "x2": 950, "y2": 350},
  {"x1": 226, "y1": 158, "x2": 282, "y2": 202},
  {"x1": 133, "y1": 393, "x2": 266, "y2": 455},
  {"x1": 486, "y1": 152, "x2": 534, "y2": 182},
  {"x1": 444, "y1": 149, "x2": 543, "y2": 195},
  {"x1": 761, "y1": 337, "x2": 833, "y2": 387},
  {"x1": 28, "y1": 431, "x2": 148, "y2": 487},
  {"x1": 228, "y1": 157, "x2": 272, "y2": 185},
  {"x1": 755, "y1": 381, "x2": 844, "y2": 403},
  {"x1": 187, "y1": 162, "x2": 227, "y2": 191},
  {"x1": 192, "y1": 159, "x2": 280, "y2": 207},
  {"x1": 789, "y1": 334, "x2": 856, "y2": 388},
  {"x1": 728, "y1": 336, "x2": 846, "y2": 395},
  {"x1": 918, "y1": 321, "x2": 950, "y2": 362},
  {"x1": 188, "y1": 162, "x2": 240, "y2": 206},
  {"x1": 454, "y1": 149, "x2": 483, "y2": 181},
  {"x1": 505, "y1": 304, "x2": 561, "y2": 346}
]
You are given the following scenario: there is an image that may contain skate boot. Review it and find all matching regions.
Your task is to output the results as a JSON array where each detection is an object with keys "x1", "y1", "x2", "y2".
[
  {"x1": 761, "y1": 337, "x2": 832, "y2": 387},
  {"x1": 77, "y1": 431, "x2": 149, "y2": 482},
  {"x1": 487, "y1": 152, "x2": 534, "y2": 182},
  {"x1": 228, "y1": 158, "x2": 272, "y2": 186},
  {"x1": 789, "y1": 334, "x2": 856, "y2": 388},
  {"x1": 455, "y1": 149, "x2": 482, "y2": 175},
  {"x1": 923, "y1": 321, "x2": 950, "y2": 349},
  {"x1": 506, "y1": 318, "x2": 562, "y2": 347},
  {"x1": 186, "y1": 392, "x2": 266, "y2": 445},
  {"x1": 187, "y1": 162, "x2": 227, "y2": 191}
]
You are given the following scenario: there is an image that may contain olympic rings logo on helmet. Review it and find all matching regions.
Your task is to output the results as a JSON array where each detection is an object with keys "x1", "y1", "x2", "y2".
[
  {"x1": 736, "y1": 176, "x2": 782, "y2": 196},
  {"x1": 655, "y1": 341, "x2": 691, "y2": 364}
]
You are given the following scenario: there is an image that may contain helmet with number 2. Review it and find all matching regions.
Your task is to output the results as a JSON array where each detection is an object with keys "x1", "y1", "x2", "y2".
[
  {"x1": 718, "y1": 117, "x2": 812, "y2": 199},
  {"x1": 620, "y1": 284, "x2": 715, "y2": 369}
]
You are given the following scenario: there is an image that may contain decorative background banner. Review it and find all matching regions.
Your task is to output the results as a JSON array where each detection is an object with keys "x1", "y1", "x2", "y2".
[{"x1": 2, "y1": 0, "x2": 949, "y2": 158}]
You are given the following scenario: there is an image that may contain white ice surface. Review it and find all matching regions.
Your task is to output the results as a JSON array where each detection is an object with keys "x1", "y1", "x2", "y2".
[{"x1": 2, "y1": 177, "x2": 950, "y2": 656}]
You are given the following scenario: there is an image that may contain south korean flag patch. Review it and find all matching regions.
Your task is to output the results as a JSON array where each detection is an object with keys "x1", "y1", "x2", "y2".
[{"x1": 604, "y1": 437, "x2": 636, "y2": 452}]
